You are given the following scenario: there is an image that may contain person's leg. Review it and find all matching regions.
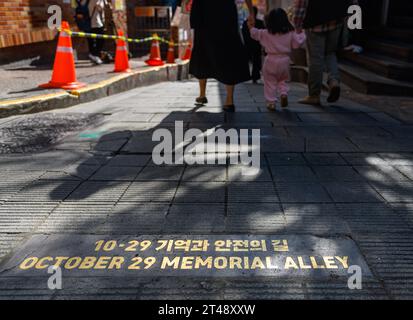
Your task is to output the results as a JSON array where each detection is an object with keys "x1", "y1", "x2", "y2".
[
  {"x1": 263, "y1": 61, "x2": 278, "y2": 110},
  {"x1": 300, "y1": 30, "x2": 325, "y2": 105},
  {"x1": 95, "y1": 27, "x2": 105, "y2": 58},
  {"x1": 196, "y1": 79, "x2": 208, "y2": 104},
  {"x1": 251, "y1": 50, "x2": 262, "y2": 82},
  {"x1": 225, "y1": 85, "x2": 235, "y2": 105},
  {"x1": 325, "y1": 27, "x2": 342, "y2": 102}
]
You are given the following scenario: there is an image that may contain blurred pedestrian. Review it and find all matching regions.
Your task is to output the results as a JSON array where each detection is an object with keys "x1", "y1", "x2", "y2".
[
  {"x1": 293, "y1": 0, "x2": 357, "y2": 105},
  {"x1": 242, "y1": 6, "x2": 265, "y2": 84},
  {"x1": 249, "y1": 8, "x2": 306, "y2": 111},
  {"x1": 189, "y1": 0, "x2": 254, "y2": 112},
  {"x1": 87, "y1": 0, "x2": 111, "y2": 65}
]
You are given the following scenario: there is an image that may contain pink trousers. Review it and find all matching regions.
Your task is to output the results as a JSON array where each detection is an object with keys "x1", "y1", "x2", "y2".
[{"x1": 263, "y1": 55, "x2": 290, "y2": 103}]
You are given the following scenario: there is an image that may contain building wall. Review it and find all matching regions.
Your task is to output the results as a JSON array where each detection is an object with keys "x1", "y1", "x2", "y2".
[{"x1": 0, "y1": 0, "x2": 127, "y2": 65}]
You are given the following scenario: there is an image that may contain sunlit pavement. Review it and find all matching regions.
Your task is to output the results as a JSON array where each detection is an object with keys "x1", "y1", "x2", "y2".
[{"x1": 0, "y1": 80, "x2": 412, "y2": 299}]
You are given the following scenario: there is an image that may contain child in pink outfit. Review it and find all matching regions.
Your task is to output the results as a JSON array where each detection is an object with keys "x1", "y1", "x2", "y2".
[{"x1": 249, "y1": 9, "x2": 306, "y2": 110}]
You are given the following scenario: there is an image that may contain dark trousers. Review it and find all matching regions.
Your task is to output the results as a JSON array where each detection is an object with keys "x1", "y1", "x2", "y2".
[
  {"x1": 87, "y1": 27, "x2": 105, "y2": 57},
  {"x1": 250, "y1": 50, "x2": 262, "y2": 81}
]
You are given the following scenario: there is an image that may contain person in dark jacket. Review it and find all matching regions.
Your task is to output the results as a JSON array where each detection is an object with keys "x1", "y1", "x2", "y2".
[
  {"x1": 189, "y1": 0, "x2": 254, "y2": 112},
  {"x1": 293, "y1": 0, "x2": 358, "y2": 105},
  {"x1": 242, "y1": 6, "x2": 265, "y2": 83}
]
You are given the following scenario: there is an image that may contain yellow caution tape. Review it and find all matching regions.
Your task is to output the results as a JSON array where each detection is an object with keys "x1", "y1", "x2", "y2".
[{"x1": 58, "y1": 28, "x2": 189, "y2": 47}]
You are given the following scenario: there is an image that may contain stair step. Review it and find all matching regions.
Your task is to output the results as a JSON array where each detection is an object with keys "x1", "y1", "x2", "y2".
[
  {"x1": 373, "y1": 27, "x2": 413, "y2": 43},
  {"x1": 389, "y1": 16, "x2": 413, "y2": 29},
  {"x1": 340, "y1": 51, "x2": 413, "y2": 82},
  {"x1": 339, "y1": 62, "x2": 413, "y2": 97},
  {"x1": 365, "y1": 39, "x2": 413, "y2": 62}
]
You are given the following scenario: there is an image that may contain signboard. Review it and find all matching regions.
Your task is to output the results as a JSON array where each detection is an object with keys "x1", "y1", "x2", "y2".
[{"x1": 0, "y1": 235, "x2": 372, "y2": 279}]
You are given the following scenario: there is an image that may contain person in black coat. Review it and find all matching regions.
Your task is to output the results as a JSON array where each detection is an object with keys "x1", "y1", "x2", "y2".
[
  {"x1": 242, "y1": 6, "x2": 265, "y2": 83},
  {"x1": 189, "y1": 0, "x2": 254, "y2": 112}
]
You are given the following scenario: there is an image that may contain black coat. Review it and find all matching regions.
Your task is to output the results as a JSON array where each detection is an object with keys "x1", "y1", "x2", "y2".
[{"x1": 189, "y1": 0, "x2": 251, "y2": 85}]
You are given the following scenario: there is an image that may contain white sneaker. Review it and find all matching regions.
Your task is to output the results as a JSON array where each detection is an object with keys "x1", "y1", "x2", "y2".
[{"x1": 89, "y1": 54, "x2": 103, "y2": 65}]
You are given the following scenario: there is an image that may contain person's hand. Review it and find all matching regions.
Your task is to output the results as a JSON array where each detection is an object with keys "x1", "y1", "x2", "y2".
[{"x1": 247, "y1": 18, "x2": 255, "y2": 29}]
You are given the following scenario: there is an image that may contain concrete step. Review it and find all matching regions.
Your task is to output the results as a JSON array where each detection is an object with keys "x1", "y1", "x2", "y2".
[
  {"x1": 389, "y1": 16, "x2": 413, "y2": 29},
  {"x1": 340, "y1": 51, "x2": 413, "y2": 82},
  {"x1": 373, "y1": 27, "x2": 413, "y2": 43},
  {"x1": 339, "y1": 62, "x2": 413, "y2": 96},
  {"x1": 365, "y1": 39, "x2": 413, "y2": 62}
]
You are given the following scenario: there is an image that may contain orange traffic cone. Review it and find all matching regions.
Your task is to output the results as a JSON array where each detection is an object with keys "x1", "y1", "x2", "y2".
[
  {"x1": 114, "y1": 30, "x2": 131, "y2": 73},
  {"x1": 166, "y1": 40, "x2": 176, "y2": 64},
  {"x1": 145, "y1": 34, "x2": 165, "y2": 66},
  {"x1": 182, "y1": 42, "x2": 192, "y2": 61},
  {"x1": 40, "y1": 21, "x2": 86, "y2": 90}
]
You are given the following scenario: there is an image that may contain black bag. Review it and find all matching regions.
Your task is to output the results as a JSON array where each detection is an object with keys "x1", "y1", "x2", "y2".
[{"x1": 74, "y1": 0, "x2": 92, "y2": 32}]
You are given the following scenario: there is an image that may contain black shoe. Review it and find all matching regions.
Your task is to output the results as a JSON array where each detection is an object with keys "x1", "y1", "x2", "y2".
[
  {"x1": 327, "y1": 81, "x2": 341, "y2": 103},
  {"x1": 195, "y1": 97, "x2": 208, "y2": 105},
  {"x1": 223, "y1": 105, "x2": 235, "y2": 112}
]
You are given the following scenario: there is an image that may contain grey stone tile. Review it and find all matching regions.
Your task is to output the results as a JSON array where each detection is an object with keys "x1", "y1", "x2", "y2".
[
  {"x1": 265, "y1": 153, "x2": 306, "y2": 165},
  {"x1": 391, "y1": 203, "x2": 413, "y2": 230},
  {"x1": 354, "y1": 165, "x2": 410, "y2": 182},
  {"x1": 0, "y1": 234, "x2": 25, "y2": 259},
  {"x1": 336, "y1": 203, "x2": 410, "y2": 234},
  {"x1": 67, "y1": 181, "x2": 130, "y2": 203},
  {"x1": 340, "y1": 153, "x2": 387, "y2": 166},
  {"x1": 312, "y1": 166, "x2": 363, "y2": 182},
  {"x1": 395, "y1": 166, "x2": 413, "y2": 180},
  {"x1": 304, "y1": 153, "x2": 347, "y2": 165},
  {"x1": 370, "y1": 181, "x2": 413, "y2": 203},
  {"x1": 183, "y1": 166, "x2": 227, "y2": 182},
  {"x1": 0, "y1": 202, "x2": 59, "y2": 233},
  {"x1": 261, "y1": 138, "x2": 305, "y2": 152},
  {"x1": 107, "y1": 155, "x2": 151, "y2": 167},
  {"x1": 174, "y1": 182, "x2": 225, "y2": 203},
  {"x1": 379, "y1": 153, "x2": 413, "y2": 166},
  {"x1": 351, "y1": 137, "x2": 413, "y2": 152},
  {"x1": 228, "y1": 166, "x2": 271, "y2": 182},
  {"x1": 136, "y1": 166, "x2": 184, "y2": 181},
  {"x1": 323, "y1": 182, "x2": 383, "y2": 203},
  {"x1": 298, "y1": 113, "x2": 376, "y2": 125},
  {"x1": 282, "y1": 204, "x2": 350, "y2": 234},
  {"x1": 270, "y1": 165, "x2": 317, "y2": 182},
  {"x1": 228, "y1": 182, "x2": 279, "y2": 203},
  {"x1": 226, "y1": 203, "x2": 285, "y2": 233},
  {"x1": 90, "y1": 166, "x2": 142, "y2": 181},
  {"x1": 120, "y1": 181, "x2": 178, "y2": 203},
  {"x1": 10, "y1": 180, "x2": 81, "y2": 202},
  {"x1": 165, "y1": 204, "x2": 225, "y2": 232},
  {"x1": 38, "y1": 203, "x2": 113, "y2": 233},
  {"x1": 39, "y1": 165, "x2": 99, "y2": 181},
  {"x1": 277, "y1": 182, "x2": 331, "y2": 203},
  {"x1": 307, "y1": 138, "x2": 359, "y2": 152}
]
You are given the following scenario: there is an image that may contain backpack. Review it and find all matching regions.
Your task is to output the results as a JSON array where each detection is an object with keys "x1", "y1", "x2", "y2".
[{"x1": 74, "y1": 0, "x2": 92, "y2": 32}]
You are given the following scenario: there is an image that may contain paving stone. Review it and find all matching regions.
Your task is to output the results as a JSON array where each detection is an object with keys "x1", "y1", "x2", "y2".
[
  {"x1": 228, "y1": 182, "x2": 279, "y2": 203},
  {"x1": 183, "y1": 166, "x2": 227, "y2": 182},
  {"x1": 385, "y1": 279, "x2": 413, "y2": 300},
  {"x1": 120, "y1": 181, "x2": 178, "y2": 203},
  {"x1": 165, "y1": 204, "x2": 225, "y2": 233},
  {"x1": 312, "y1": 166, "x2": 363, "y2": 182},
  {"x1": 67, "y1": 181, "x2": 130, "y2": 203},
  {"x1": 298, "y1": 113, "x2": 377, "y2": 125},
  {"x1": 10, "y1": 180, "x2": 81, "y2": 202},
  {"x1": 0, "y1": 234, "x2": 25, "y2": 260},
  {"x1": 99, "y1": 203, "x2": 169, "y2": 234},
  {"x1": 379, "y1": 153, "x2": 413, "y2": 166},
  {"x1": 336, "y1": 203, "x2": 410, "y2": 233},
  {"x1": 351, "y1": 137, "x2": 413, "y2": 152},
  {"x1": 90, "y1": 166, "x2": 142, "y2": 181},
  {"x1": 226, "y1": 203, "x2": 285, "y2": 233},
  {"x1": 370, "y1": 181, "x2": 413, "y2": 203},
  {"x1": 228, "y1": 165, "x2": 272, "y2": 182},
  {"x1": 174, "y1": 182, "x2": 225, "y2": 203},
  {"x1": 354, "y1": 165, "x2": 410, "y2": 182},
  {"x1": 355, "y1": 233, "x2": 413, "y2": 279},
  {"x1": 261, "y1": 138, "x2": 305, "y2": 152},
  {"x1": 276, "y1": 182, "x2": 331, "y2": 203},
  {"x1": 306, "y1": 138, "x2": 359, "y2": 152},
  {"x1": 107, "y1": 155, "x2": 151, "y2": 167},
  {"x1": 304, "y1": 153, "x2": 347, "y2": 165},
  {"x1": 395, "y1": 166, "x2": 413, "y2": 180},
  {"x1": 391, "y1": 203, "x2": 413, "y2": 229},
  {"x1": 323, "y1": 182, "x2": 383, "y2": 203},
  {"x1": 37, "y1": 203, "x2": 113, "y2": 233},
  {"x1": 282, "y1": 204, "x2": 350, "y2": 234},
  {"x1": 340, "y1": 153, "x2": 388, "y2": 165},
  {"x1": 285, "y1": 126, "x2": 345, "y2": 138},
  {"x1": 367, "y1": 112, "x2": 401, "y2": 124},
  {"x1": 270, "y1": 165, "x2": 317, "y2": 182},
  {"x1": 136, "y1": 166, "x2": 184, "y2": 181},
  {"x1": 39, "y1": 165, "x2": 99, "y2": 181},
  {"x1": 265, "y1": 153, "x2": 306, "y2": 165},
  {"x1": 0, "y1": 202, "x2": 59, "y2": 233}
]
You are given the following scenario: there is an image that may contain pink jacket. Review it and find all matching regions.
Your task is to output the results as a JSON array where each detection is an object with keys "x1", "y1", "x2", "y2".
[{"x1": 250, "y1": 28, "x2": 306, "y2": 56}]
